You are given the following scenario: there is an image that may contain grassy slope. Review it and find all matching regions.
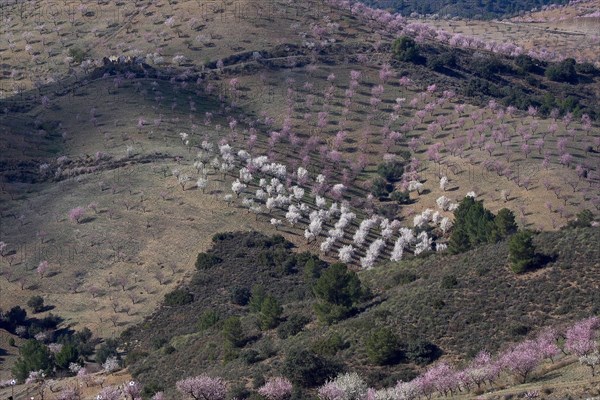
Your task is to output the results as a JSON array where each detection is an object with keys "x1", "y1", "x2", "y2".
[
  {"x1": 360, "y1": 227, "x2": 600, "y2": 355},
  {"x1": 123, "y1": 227, "x2": 600, "y2": 397},
  {"x1": 358, "y1": 0, "x2": 569, "y2": 19},
  {"x1": 415, "y1": 0, "x2": 600, "y2": 66}
]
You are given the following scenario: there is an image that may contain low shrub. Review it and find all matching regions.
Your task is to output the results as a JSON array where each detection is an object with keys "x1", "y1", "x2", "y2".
[
  {"x1": 27, "y1": 296, "x2": 45, "y2": 313},
  {"x1": 197, "y1": 310, "x2": 220, "y2": 331},
  {"x1": 365, "y1": 328, "x2": 401, "y2": 365},
  {"x1": 164, "y1": 289, "x2": 193, "y2": 306},
  {"x1": 441, "y1": 274, "x2": 458, "y2": 289},
  {"x1": 311, "y1": 332, "x2": 348, "y2": 357},
  {"x1": 277, "y1": 314, "x2": 310, "y2": 339},
  {"x1": 282, "y1": 347, "x2": 341, "y2": 387},
  {"x1": 404, "y1": 338, "x2": 441, "y2": 365},
  {"x1": 195, "y1": 252, "x2": 222, "y2": 270},
  {"x1": 230, "y1": 286, "x2": 251, "y2": 306}
]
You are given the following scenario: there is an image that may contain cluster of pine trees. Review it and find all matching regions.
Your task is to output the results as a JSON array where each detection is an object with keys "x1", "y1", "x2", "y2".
[{"x1": 448, "y1": 197, "x2": 518, "y2": 254}]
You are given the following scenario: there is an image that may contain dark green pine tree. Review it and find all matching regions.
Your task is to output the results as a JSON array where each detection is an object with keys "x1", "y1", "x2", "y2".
[
  {"x1": 260, "y1": 296, "x2": 283, "y2": 330},
  {"x1": 12, "y1": 339, "x2": 53, "y2": 382},
  {"x1": 448, "y1": 225, "x2": 471, "y2": 254},
  {"x1": 312, "y1": 263, "x2": 363, "y2": 324},
  {"x1": 508, "y1": 230, "x2": 537, "y2": 274},
  {"x1": 495, "y1": 208, "x2": 518, "y2": 237},
  {"x1": 448, "y1": 197, "x2": 499, "y2": 254}
]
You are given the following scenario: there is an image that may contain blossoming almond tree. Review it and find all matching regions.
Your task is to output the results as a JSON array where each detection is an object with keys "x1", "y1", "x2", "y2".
[
  {"x1": 37, "y1": 260, "x2": 48, "y2": 279},
  {"x1": 176, "y1": 375, "x2": 227, "y2": 400},
  {"x1": 68, "y1": 207, "x2": 85, "y2": 223},
  {"x1": 258, "y1": 377, "x2": 292, "y2": 400},
  {"x1": 499, "y1": 340, "x2": 541, "y2": 383},
  {"x1": 565, "y1": 317, "x2": 599, "y2": 357}
]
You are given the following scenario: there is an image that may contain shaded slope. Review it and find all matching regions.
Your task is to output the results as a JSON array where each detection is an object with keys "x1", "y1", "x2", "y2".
[
  {"x1": 359, "y1": 0, "x2": 570, "y2": 19},
  {"x1": 122, "y1": 227, "x2": 600, "y2": 395}
]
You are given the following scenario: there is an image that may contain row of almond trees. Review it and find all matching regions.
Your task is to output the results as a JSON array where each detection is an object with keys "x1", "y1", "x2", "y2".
[
  {"x1": 2, "y1": 43, "x2": 596, "y2": 336},
  {"x1": 3, "y1": 316, "x2": 595, "y2": 399},
  {"x1": 162, "y1": 137, "x2": 458, "y2": 269}
]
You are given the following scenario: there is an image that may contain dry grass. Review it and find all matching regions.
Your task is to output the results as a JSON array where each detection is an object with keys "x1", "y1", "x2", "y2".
[{"x1": 414, "y1": 0, "x2": 600, "y2": 66}]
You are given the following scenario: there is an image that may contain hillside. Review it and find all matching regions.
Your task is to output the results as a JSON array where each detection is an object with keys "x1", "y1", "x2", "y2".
[
  {"x1": 122, "y1": 227, "x2": 600, "y2": 398},
  {"x1": 0, "y1": 0, "x2": 598, "y2": 397},
  {"x1": 1, "y1": 0, "x2": 596, "y2": 342},
  {"x1": 358, "y1": 0, "x2": 570, "y2": 19},
  {"x1": 411, "y1": 0, "x2": 600, "y2": 66}
]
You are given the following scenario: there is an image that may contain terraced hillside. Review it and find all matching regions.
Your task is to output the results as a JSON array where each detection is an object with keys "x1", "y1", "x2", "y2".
[{"x1": 0, "y1": 0, "x2": 598, "y2": 398}]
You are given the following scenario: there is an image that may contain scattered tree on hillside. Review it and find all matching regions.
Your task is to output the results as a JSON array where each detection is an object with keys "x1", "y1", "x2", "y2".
[
  {"x1": 534, "y1": 328, "x2": 560, "y2": 363},
  {"x1": 495, "y1": 208, "x2": 518, "y2": 237},
  {"x1": 440, "y1": 176, "x2": 449, "y2": 191},
  {"x1": 97, "y1": 386, "x2": 121, "y2": 400},
  {"x1": 123, "y1": 380, "x2": 142, "y2": 399},
  {"x1": 260, "y1": 296, "x2": 283, "y2": 330},
  {"x1": 392, "y1": 36, "x2": 420, "y2": 63},
  {"x1": 68, "y1": 207, "x2": 85, "y2": 223},
  {"x1": 178, "y1": 174, "x2": 191, "y2": 191},
  {"x1": 222, "y1": 316, "x2": 244, "y2": 348},
  {"x1": 377, "y1": 160, "x2": 405, "y2": 182},
  {"x1": 197, "y1": 177, "x2": 208, "y2": 193},
  {"x1": 57, "y1": 387, "x2": 79, "y2": 400},
  {"x1": 567, "y1": 209, "x2": 594, "y2": 228},
  {"x1": 37, "y1": 261, "x2": 49, "y2": 279},
  {"x1": 103, "y1": 356, "x2": 121, "y2": 372},
  {"x1": 258, "y1": 377, "x2": 293, "y2": 400},
  {"x1": 545, "y1": 58, "x2": 578, "y2": 83},
  {"x1": 565, "y1": 317, "x2": 599, "y2": 357},
  {"x1": 313, "y1": 263, "x2": 364, "y2": 324},
  {"x1": 464, "y1": 350, "x2": 499, "y2": 390},
  {"x1": 318, "y1": 372, "x2": 368, "y2": 400},
  {"x1": 580, "y1": 353, "x2": 600, "y2": 377},
  {"x1": 365, "y1": 328, "x2": 401, "y2": 365},
  {"x1": 499, "y1": 340, "x2": 541, "y2": 383},
  {"x1": 448, "y1": 197, "x2": 498, "y2": 254},
  {"x1": 12, "y1": 339, "x2": 53, "y2": 382},
  {"x1": 282, "y1": 347, "x2": 339, "y2": 387},
  {"x1": 27, "y1": 296, "x2": 45, "y2": 313},
  {"x1": 408, "y1": 180, "x2": 424, "y2": 195},
  {"x1": 508, "y1": 231, "x2": 538, "y2": 274},
  {"x1": 176, "y1": 375, "x2": 227, "y2": 400}
]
